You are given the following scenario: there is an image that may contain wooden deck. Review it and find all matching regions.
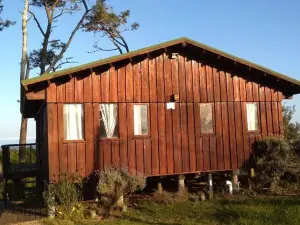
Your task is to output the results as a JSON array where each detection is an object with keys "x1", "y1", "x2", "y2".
[{"x1": 0, "y1": 201, "x2": 46, "y2": 225}]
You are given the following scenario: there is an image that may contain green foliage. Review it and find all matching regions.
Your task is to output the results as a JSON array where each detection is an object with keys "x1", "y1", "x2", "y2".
[
  {"x1": 42, "y1": 196, "x2": 300, "y2": 225},
  {"x1": 43, "y1": 173, "x2": 83, "y2": 220},
  {"x1": 253, "y1": 137, "x2": 290, "y2": 191},
  {"x1": 96, "y1": 166, "x2": 145, "y2": 215},
  {"x1": 0, "y1": 0, "x2": 15, "y2": 32},
  {"x1": 283, "y1": 104, "x2": 300, "y2": 141}
]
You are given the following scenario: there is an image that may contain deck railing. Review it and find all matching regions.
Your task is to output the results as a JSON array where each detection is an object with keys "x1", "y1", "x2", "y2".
[{"x1": 1, "y1": 143, "x2": 40, "y2": 178}]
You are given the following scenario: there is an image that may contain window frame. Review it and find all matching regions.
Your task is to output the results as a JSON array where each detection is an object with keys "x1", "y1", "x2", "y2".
[
  {"x1": 99, "y1": 103, "x2": 120, "y2": 141},
  {"x1": 132, "y1": 103, "x2": 150, "y2": 138},
  {"x1": 63, "y1": 103, "x2": 85, "y2": 142},
  {"x1": 246, "y1": 102, "x2": 260, "y2": 133},
  {"x1": 199, "y1": 103, "x2": 215, "y2": 136}
]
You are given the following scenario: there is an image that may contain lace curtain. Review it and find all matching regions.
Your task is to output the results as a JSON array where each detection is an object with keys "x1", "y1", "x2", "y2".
[
  {"x1": 64, "y1": 104, "x2": 84, "y2": 140},
  {"x1": 246, "y1": 103, "x2": 258, "y2": 131},
  {"x1": 100, "y1": 104, "x2": 118, "y2": 138}
]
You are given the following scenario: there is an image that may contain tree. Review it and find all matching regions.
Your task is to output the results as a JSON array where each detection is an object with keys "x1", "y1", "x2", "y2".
[
  {"x1": 0, "y1": 0, "x2": 15, "y2": 31},
  {"x1": 283, "y1": 104, "x2": 300, "y2": 141},
  {"x1": 20, "y1": 0, "x2": 138, "y2": 147}
]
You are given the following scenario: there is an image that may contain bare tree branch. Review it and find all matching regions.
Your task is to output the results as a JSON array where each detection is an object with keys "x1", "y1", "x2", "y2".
[{"x1": 28, "y1": 10, "x2": 45, "y2": 37}]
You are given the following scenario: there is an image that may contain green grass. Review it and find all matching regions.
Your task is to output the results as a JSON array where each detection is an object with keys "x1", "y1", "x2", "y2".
[{"x1": 42, "y1": 196, "x2": 300, "y2": 225}]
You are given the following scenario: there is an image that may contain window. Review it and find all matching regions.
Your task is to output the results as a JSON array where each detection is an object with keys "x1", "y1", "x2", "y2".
[
  {"x1": 246, "y1": 103, "x2": 259, "y2": 131},
  {"x1": 134, "y1": 104, "x2": 149, "y2": 136},
  {"x1": 64, "y1": 104, "x2": 84, "y2": 140},
  {"x1": 200, "y1": 103, "x2": 214, "y2": 134},
  {"x1": 100, "y1": 104, "x2": 119, "y2": 138}
]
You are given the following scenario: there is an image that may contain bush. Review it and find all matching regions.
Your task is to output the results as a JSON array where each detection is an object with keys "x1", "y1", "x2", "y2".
[
  {"x1": 43, "y1": 173, "x2": 83, "y2": 220},
  {"x1": 253, "y1": 137, "x2": 290, "y2": 191},
  {"x1": 96, "y1": 166, "x2": 146, "y2": 215}
]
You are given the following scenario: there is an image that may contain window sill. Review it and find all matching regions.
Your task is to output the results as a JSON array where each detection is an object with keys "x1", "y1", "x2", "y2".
[
  {"x1": 247, "y1": 130, "x2": 260, "y2": 134},
  {"x1": 200, "y1": 133, "x2": 215, "y2": 137},
  {"x1": 63, "y1": 140, "x2": 85, "y2": 144},
  {"x1": 132, "y1": 135, "x2": 151, "y2": 140}
]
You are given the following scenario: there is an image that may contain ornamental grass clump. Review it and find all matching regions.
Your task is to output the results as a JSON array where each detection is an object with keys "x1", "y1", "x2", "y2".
[
  {"x1": 96, "y1": 166, "x2": 146, "y2": 216},
  {"x1": 43, "y1": 173, "x2": 84, "y2": 220}
]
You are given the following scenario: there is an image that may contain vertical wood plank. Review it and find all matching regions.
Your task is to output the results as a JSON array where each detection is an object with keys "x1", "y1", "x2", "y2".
[
  {"x1": 259, "y1": 84, "x2": 265, "y2": 102},
  {"x1": 158, "y1": 103, "x2": 167, "y2": 174},
  {"x1": 228, "y1": 102, "x2": 237, "y2": 169},
  {"x1": 164, "y1": 53, "x2": 173, "y2": 101},
  {"x1": 119, "y1": 103, "x2": 128, "y2": 168},
  {"x1": 117, "y1": 67, "x2": 126, "y2": 102},
  {"x1": 200, "y1": 64, "x2": 208, "y2": 102},
  {"x1": 246, "y1": 81, "x2": 253, "y2": 101},
  {"x1": 125, "y1": 63, "x2": 133, "y2": 102},
  {"x1": 149, "y1": 57, "x2": 157, "y2": 102},
  {"x1": 259, "y1": 102, "x2": 267, "y2": 137},
  {"x1": 111, "y1": 141, "x2": 120, "y2": 166},
  {"x1": 192, "y1": 59, "x2": 201, "y2": 102},
  {"x1": 58, "y1": 104, "x2": 67, "y2": 173},
  {"x1": 265, "y1": 86, "x2": 272, "y2": 102},
  {"x1": 150, "y1": 103, "x2": 159, "y2": 174},
  {"x1": 215, "y1": 102, "x2": 224, "y2": 170},
  {"x1": 252, "y1": 82, "x2": 259, "y2": 101},
  {"x1": 101, "y1": 69, "x2": 110, "y2": 103},
  {"x1": 157, "y1": 54, "x2": 165, "y2": 102},
  {"x1": 56, "y1": 81, "x2": 66, "y2": 103},
  {"x1": 102, "y1": 142, "x2": 112, "y2": 168},
  {"x1": 76, "y1": 142, "x2": 86, "y2": 176},
  {"x1": 278, "y1": 102, "x2": 284, "y2": 135},
  {"x1": 171, "y1": 56, "x2": 180, "y2": 101},
  {"x1": 202, "y1": 137, "x2": 210, "y2": 170},
  {"x1": 173, "y1": 103, "x2": 182, "y2": 173},
  {"x1": 67, "y1": 143, "x2": 76, "y2": 174},
  {"x1": 92, "y1": 71, "x2": 101, "y2": 102},
  {"x1": 234, "y1": 102, "x2": 245, "y2": 167},
  {"x1": 47, "y1": 104, "x2": 59, "y2": 181},
  {"x1": 226, "y1": 72, "x2": 234, "y2": 102},
  {"x1": 83, "y1": 73, "x2": 92, "y2": 102},
  {"x1": 233, "y1": 75, "x2": 240, "y2": 101},
  {"x1": 127, "y1": 103, "x2": 136, "y2": 174},
  {"x1": 85, "y1": 103, "x2": 94, "y2": 176},
  {"x1": 93, "y1": 103, "x2": 101, "y2": 170},
  {"x1": 185, "y1": 58, "x2": 193, "y2": 102},
  {"x1": 141, "y1": 58, "x2": 150, "y2": 102},
  {"x1": 239, "y1": 77, "x2": 247, "y2": 101},
  {"x1": 266, "y1": 102, "x2": 273, "y2": 135},
  {"x1": 135, "y1": 140, "x2": 144, "y2": 174},
  {"x1": 109, "y1": 66, "x2": 118, "y2": 102},
  {"x1": 165, "y1": 106, "x2": 174, "y2": 174},
  {"x1": 143, "y1": 139, "x2": 152, "y2": 176},
  {"x1": 209, "y1": 137, "x2": 217, "y2": 170},
  {"x1": 221, "y1": 102, "x2": 231, "y2": 169},
  {"x1": 272, "y1": 102, "x2": 279, "y2": 134},
  {"x1": 220, "y1": 71, "x2": 227, "y2": 102},
  {"x1": 206, "y1": 66, "x2": 214, "y2": 102},
  {"x1": 65, "y1": 77, "x2": 75, "y2": 102},
  {"x1": 75, "y1": 76, "x2": 84, "y2": 103},
  {"x1": 187, "y1": 103, "x2": 196, "y2": 172},
  {"x1": 271, "y1": 89, "x2": 278, "y2": 102},
  {"x1": 180, "y1": 103, "x2": 189, "y2": 172},
  {"x1": 178, "y1": 54, "x2": 187, "y2": 102},
  {"x1": 47, "y1": 83, "x2": 57, "y2": 103},
  {"x1": 241, "y1": 102, "x2": 250, "y2": 161}
]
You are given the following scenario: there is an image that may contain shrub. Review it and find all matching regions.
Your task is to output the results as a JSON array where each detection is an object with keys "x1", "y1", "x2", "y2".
[
  {"x1": 43, "y1": 173, "x2": 83, "y2": 220},
  {"x1": 253, "y1": 137, "x2": 290, "y2": 191},
  {"x1": 96, "y1": 166, "x2": 146, "y2": 215}
]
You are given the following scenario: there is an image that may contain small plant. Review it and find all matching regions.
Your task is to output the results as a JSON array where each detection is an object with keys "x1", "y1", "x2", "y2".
[
  {"x1": 96, "y1": 166, "x2": 146, "y2": 216},
  {"x1": 43, "y1": 173, "x2": 83, "y2": 220}
]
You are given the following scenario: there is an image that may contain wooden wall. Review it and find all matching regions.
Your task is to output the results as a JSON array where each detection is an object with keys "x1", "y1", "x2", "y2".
[{"x1": 45, "y1": 51, "x2": 285, "y2": 180}]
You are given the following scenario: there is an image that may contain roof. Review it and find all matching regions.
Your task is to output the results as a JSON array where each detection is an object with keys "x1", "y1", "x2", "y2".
[{"x1": 21, "y1": 37, "x2": 300, "y2": 91}]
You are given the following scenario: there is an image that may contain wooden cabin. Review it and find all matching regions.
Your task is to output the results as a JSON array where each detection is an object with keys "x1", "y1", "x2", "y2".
[{"x1": 19, "y1": 37, "x2": 300, "y2": 184}]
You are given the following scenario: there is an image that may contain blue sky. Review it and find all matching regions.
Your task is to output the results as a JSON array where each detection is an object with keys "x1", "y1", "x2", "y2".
[{"x1": 0, "y1": 0, "x2": 299, "y2": 143}]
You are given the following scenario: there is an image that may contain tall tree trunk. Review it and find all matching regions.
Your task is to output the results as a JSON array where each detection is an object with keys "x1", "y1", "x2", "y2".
[{"x1": 19, "y1": 0, "x2": 29, "y2": 163}]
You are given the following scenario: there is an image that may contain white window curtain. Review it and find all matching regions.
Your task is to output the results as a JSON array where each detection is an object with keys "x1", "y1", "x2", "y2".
[
  {"x1": 246, "y1": 103, "x2": 258, "y2": 131},
  {"x1": 100, "y1": 104, "x2": 118, "y2": 138},
  {"x1": 64, "y1": 104, "x2": 84, "y2": 140},
  {"x1": 134, "y1": 104, "x2": 148, "y2": 135}
]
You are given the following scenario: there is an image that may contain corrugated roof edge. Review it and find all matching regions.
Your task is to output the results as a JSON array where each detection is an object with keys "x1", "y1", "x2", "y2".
[{"x1": 21, "y1": 37, "x2": 300, "y2": 88}]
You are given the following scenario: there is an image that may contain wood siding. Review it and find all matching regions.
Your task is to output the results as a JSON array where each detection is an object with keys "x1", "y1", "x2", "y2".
[{"x1": 45, "y1": 51, "x2": 284, "y2": 180}]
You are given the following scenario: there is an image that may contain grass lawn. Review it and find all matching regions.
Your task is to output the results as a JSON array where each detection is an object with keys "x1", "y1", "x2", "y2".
[{"x1": 42, "y1": 196, "x2": 300, "y2": 225}]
